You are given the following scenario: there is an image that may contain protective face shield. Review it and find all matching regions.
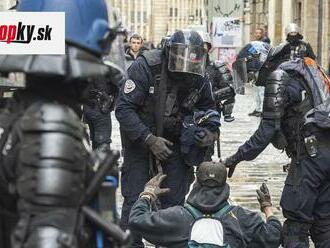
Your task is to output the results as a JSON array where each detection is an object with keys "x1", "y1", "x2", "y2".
[
  {"x1": 168, "y1": 44, "x2": 207, "y2": 76},
  {"x1": 232, "y1": 41, "x2": 271, "y2": 87},
  {"x1": 168, "y1": 30, "x2": 207, "y2": 77}
]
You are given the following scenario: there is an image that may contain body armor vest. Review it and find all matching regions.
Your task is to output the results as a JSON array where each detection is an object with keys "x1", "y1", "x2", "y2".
[{"x1": 138, "y1": 50, "x2": 203, "y2": 141}]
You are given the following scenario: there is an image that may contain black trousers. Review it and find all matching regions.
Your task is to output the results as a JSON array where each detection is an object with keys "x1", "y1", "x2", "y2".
[
  {"x1": 83, "y1": 104, "x2": 112, "y2": 149},
  {"x1": 120, "y1": 140, "x2": 194, "y2": 247},
  {"x1": 281, "y1": 147, "x2": 330, "y2": 248}
]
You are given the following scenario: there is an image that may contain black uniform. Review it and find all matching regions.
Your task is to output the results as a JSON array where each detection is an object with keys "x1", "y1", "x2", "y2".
[
  {"x1": 0, "y1": 78, "x2": 91, "y2": 247},
  {"x1": 232, "y1": 64, "x2": 330, "y2": 247},
  {"x1": 129, "y1": 182, "x2": 282, "y2": 248},
  {"x1": 83, "y1": 75, "x2": 118, "y2": 149},
  {"x1": 205, "y1": 61, "x2": 235, "y2": 122},
  {"x1": 115, "y1": 49, "x2": 215, "y2": 247},
  {"x1": 204, "y1": 62, "x2": 235, "y2": 160}
]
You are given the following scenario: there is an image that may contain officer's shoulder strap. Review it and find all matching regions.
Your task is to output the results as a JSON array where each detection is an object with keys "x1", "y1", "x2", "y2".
[{"x1": 140, "y1": 50, "x2": 162, "y2": 77}]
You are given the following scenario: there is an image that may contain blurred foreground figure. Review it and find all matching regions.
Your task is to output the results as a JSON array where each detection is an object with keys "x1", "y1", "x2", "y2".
[
  {"x1": 129, "y1": 162, "x2": 282, "y2": 248},
  {"x1": 0, "y1": 0, "x2": 130, "y2": 247},
  {"x1": 226, "y1": 41, "x2": 330, "y2": 248}
]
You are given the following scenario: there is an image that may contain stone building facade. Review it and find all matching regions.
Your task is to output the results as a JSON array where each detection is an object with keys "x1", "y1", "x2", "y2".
[
  {"x1": 107, "y1": 0, "x2": 207, "y2": 45},
  {"x1": 0, "y1": 0, "x2": 16, "y2": 10},
  {"x1": 247, "y1": 0, "x2": 330, "y2": 68}
]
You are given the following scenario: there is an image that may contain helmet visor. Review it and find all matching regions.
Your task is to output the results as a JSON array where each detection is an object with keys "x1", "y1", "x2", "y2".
[{"x1": 168, "y1": 44, "x2": 207, "y2": 76}]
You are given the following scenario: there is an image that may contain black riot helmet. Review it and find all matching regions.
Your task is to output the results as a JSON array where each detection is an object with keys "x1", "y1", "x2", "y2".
[
  {"x1": 232, "y1": 41, "x2": 272, "y2": 86},
  {"x1": 196, "y1": 161, "x2": 227, "y2": 188},
  {"x1": 167, "y1": 30, "x2": 207, "y2": 77}
]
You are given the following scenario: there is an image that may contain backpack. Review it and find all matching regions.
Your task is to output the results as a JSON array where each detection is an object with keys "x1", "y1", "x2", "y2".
[
  {"x1": 280, "y1": 57, "x2": 330, "y2": 129},
  {"x1": 185, "y1": 203, "x2": 233, "y2": 248}
]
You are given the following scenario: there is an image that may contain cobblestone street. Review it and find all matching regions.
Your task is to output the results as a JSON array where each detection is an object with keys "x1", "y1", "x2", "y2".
[{"x1": 111, "y1": 85, "x2": 290, "y2": 228}]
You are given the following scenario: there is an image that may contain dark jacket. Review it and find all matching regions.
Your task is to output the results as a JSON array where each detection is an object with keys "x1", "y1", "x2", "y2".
[
  {"x1": 129, "y1": 183, "x2": 282, "y2": 248},
  {"x1": 261, "y1": 36, "x2": 271, "y2": 44},
  {"x1": 236, "y1": 63, "x2": 330, "y2": 161}
]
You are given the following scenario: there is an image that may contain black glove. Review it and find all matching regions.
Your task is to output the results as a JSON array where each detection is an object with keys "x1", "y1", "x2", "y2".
[
  {"x1": 145, "y1": 134, "x2": 173, "y2": 161},
  {"x1": 256, "y1": 183, "x2": 272, "y2": 212},
  {"x1": 223, "y1": 152, "x2": 242, "y2": 178},
  {"x1": 194, "y1": 129, "x2": 218, "y2": 147},
  {"x1": 99, "y1": 91, "x2": 114, "y2": 114},
  {"x1": 139, "y1": 173, "x2": 170, "y2": 203}
]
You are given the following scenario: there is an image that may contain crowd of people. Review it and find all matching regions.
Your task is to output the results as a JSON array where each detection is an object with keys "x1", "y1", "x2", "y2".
[{"x1": 0, "y1": 1, "x2": 329, "y2": 248}]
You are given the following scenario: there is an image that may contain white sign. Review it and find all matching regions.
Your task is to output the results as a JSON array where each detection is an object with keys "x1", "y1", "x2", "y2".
[
  {"x1": 212, "y1": 17, "x2": 241, "y2": 48},
  {"x1": 0, "y1": 12, "x2": 65, "y2": 54}
]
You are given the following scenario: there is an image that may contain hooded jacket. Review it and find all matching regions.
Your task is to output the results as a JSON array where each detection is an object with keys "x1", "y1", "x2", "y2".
[{"x1": 129, "y1": 182, "x2": 282, "y2": 248}]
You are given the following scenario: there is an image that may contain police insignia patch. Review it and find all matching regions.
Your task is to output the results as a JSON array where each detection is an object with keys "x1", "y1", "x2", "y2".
[{"x1": 124, "y1": 80, "x2": 136, "y2": 94}]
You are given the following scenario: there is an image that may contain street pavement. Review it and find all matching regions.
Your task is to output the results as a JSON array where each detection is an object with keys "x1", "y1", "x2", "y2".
[{"x1": 111, "y1": 85, "x2": 295, "y2": 246}]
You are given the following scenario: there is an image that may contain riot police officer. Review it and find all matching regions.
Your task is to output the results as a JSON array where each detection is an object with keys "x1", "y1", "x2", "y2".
[
  {"x1": 199, "y1": 31, "x2": 235, "y2": 160},
  {"x1": 0, "y1": 0, "x2": 129, "y2": 247},
  {"x1": 206, "y1": 61, "x2": 236, "y2": 122},
  {"x1": 115, "y1": 30, "x2": 218, "y2": 247},
  {"x1": 200, "y1": 31, "x2": 236, "y2": 123},
  {"x1": 225, "y1": 41, "x2": 330, "y2": 248}
]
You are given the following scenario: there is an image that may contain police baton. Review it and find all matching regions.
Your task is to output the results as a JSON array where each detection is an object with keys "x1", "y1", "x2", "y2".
[
  {"x1": 216, "y1": 131, "x2": 221, "y2": 159},
  {"x1": 82, "y1": 206, "x2": 131, "y2": 246},
  {"x1": 228, "y1": 165, "x2": 236, "y2": 178}
]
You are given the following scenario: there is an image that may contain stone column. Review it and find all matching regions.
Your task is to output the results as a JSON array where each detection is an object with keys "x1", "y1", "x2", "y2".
[
  {"x1": 146, "y1": 0, "x2": 151, "y2": 41},
  {"x1": 127, "y1": 0, "x2": 132, "y2": 32},
  {"x1": 321, "y1": 0, "x2": 330, "y2": 67},
  {"x1": 302, "y1": 0, "x2": 319, "y2": 56},
  {"x1": 281, "y1": 0, "x2": 293, "y2": 41},
  {"x1": 171, "y1": 0, "x2": 175, "y2": 33},
  {"x1": 133, "y1": 0, "x2": 138, "y2": 33},
  {"x1": 151, "y1": 0, "x2": 169, "y2": 44},
  {"x1": 140, "y1": 0, "x2": 144, "y2": 36},
  {"x1": 267, "y1": 0, "x2": 277, "y2": 44}
]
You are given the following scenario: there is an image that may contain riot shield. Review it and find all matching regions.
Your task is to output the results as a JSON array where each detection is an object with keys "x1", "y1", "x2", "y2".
[{"x1": 232, "y1": 59, "x2": 247, "y2": 95}]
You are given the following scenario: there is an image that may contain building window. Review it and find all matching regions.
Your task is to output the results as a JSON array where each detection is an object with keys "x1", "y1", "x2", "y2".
[
  {"x1": 143, "y1": 11, "x2": 147, "y2": 22},
  {"x1": 170, "y1": 7, "x2": 178, "y2": 17}
]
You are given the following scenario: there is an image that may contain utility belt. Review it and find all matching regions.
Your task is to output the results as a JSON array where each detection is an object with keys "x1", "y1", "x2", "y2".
[
  {"x1": 303, "y1": 132, "x2": 330, "y2": 157},
  {"x1": 288, "y1": 132, "x2": 330, "y2": 158},
  {"x1": 284, "y1": 131, "x2": 330, "y2": 172}
]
